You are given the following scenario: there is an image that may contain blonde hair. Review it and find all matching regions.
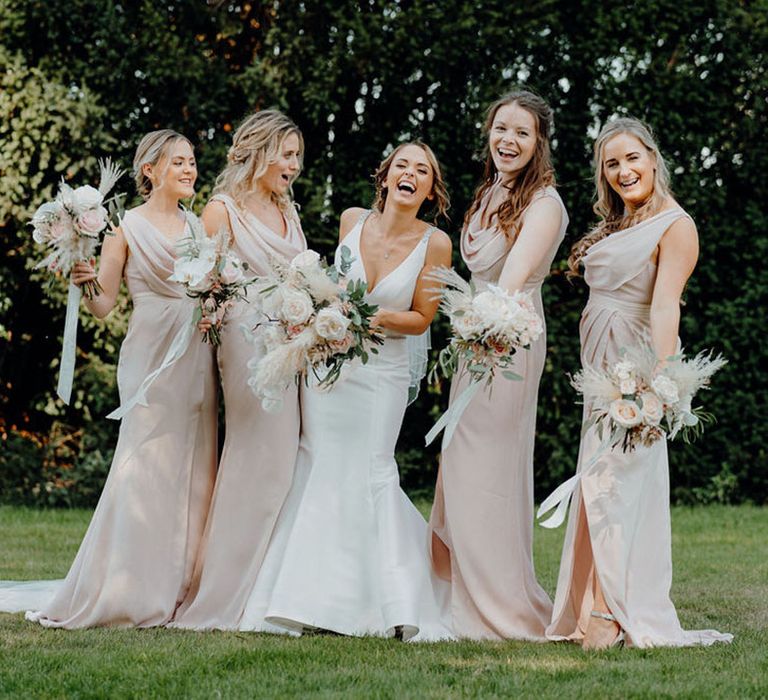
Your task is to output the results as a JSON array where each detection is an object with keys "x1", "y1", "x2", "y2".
[
  {"x1": 568, "y1": 117, "x2": 673, "y2": 277},
  {"x1": 371, "y1": 141, "x2": 450, "y2": 222},
  {"x1": 213, "y1": 110, "x2": 303, "y2": 212},
  {"x1": 465, "y1": 89, "x2": 556, "y2": 240},
  {"x1": 133, "y1": 130, "x2": 193, "y2": 200}
]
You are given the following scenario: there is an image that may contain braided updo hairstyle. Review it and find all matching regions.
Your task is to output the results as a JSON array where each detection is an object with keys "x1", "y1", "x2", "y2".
[{"x1": 213, "y1": 110, "x2": 303, "y2": 213}]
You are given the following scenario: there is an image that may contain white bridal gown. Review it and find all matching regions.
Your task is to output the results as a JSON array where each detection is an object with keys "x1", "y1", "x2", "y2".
[{"x1": 239, "y1": 210, "x2": 454, "y2": 641}]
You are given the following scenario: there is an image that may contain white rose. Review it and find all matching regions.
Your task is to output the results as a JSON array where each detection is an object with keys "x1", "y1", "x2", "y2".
[
  {"x1": 314, "y1": 306, "x2": 351, "y2": 341},
  {"x1": 472, "y1": 289, "x2": 510, "y2": 333},
  {"x1": 452, "y1": 310, "x2": 484, "y2": 340},
  {"x1": 652, "y1": 375, "x2": 680, "y2": 405},
  {"x1": 290, "y1": 249, "x2": 321, "y2": 271},
  {"x1": 608, "y1": 399, "x2": 643, "y2": 427},
  {"x1": 280, "y1": 287, "x2": 314, "y2": 325},
  {"x1": 77, "y1": 206, "x2": 108, "y2": 235},
  {"x1": 220, "y1": 254, "x2": 245, "y2": 285},
  {"x1": 329, "y1": 330, "x2": 355, "y2": 354},
  {"x1": 613, "y1": 360, "x2": 635, "y2": 380},
  {"x1": 619, "y1": 377, "x2": 637, "y2": 396},
  {"x1": 71, "y1": 185, "x2": 104, "y2": 213},
  {"x1": 639, "y1": 392, "x2": 663, "y2": 424}
]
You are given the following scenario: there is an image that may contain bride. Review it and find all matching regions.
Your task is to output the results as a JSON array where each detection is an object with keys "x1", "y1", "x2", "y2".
[{"x1": 239, "y1": 141, "x2": 454, "y2": 641}]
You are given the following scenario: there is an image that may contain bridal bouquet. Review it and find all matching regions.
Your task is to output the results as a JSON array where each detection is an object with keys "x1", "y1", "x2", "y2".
[
  {"x1": 30, "y1": 158, "x2": 125, "y2": 299},
  {"x1": 536, "y1": 343, "x2": 727, "y2": 529},
  {"x1": 169, "y1": 213, "x2": 251, "y2": 345},
  {"x1": 29, "y1": 159, "x2": 125, "y2": 404},
  {"x1": 247, "y1": 246, "x2": 382, "y2": 412},
  {"x1": 572, "y1": 344, "x2": 727, "y2": 452},
  {"x1": 424, "y1": 267, "x2": 544, "y2": 447}
]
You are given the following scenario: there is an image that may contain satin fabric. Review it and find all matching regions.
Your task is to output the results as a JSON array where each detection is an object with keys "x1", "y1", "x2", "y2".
[
  {"x1": 1, "y1": 209, "x2": 218, "y2": 627},
  {"x1": 428, "y1": 185, "x2": 568, "y2": 640},
  {"x1": 171, "y1": 194, "x2": 307, "y2": 630},
  {"x1": 546, "y1": 207, "x2": 733, "y2": 648},
  {"x1": 239, "y1": 211, "x2": 453, "y2": 641}
]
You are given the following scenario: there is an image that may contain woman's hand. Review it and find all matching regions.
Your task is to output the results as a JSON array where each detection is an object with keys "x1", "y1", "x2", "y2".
[{"x1": 71, "y1": 260, "x2": 98, "y2": 288}]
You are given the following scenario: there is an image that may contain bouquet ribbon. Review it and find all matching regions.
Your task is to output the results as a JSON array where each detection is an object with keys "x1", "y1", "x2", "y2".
[
  {"x1": 106, "y1": 319, "x2": 196, "y2": 420},
  {"x1": 56, "y1": 283, "x2": 82, "y2": 404},
  {"x1": 424, "y1": 380, "x2": 483, "y2": 449},
  {"x1": 536, "y1": 430, "x2": 612, "y2": 529}
]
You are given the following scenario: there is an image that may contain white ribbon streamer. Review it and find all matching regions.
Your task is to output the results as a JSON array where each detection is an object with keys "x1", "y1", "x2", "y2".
[
  {"x1": 56, "y1": 283, "x2": 82, "y2": 405},
  {"x1": 106, "y1": 319, "x2": 196, "y2": 420},
  {"x1": 424, "y1": 380, "x2": 483, "y2": 449},
  {"x1": 536, "y1": 430, "x2": 613, "y2": 529}
]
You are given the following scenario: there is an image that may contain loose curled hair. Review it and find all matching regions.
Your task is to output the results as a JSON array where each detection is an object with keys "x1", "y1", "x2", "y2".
[
  {"x1": 464, "y1": 89, "x2": 555, "y2": 240},
  {"x1": 371, "y1": 141, "x2": 450, "y2": 222},
  {"x1": 213, "y1": 109, "x2": 303, "y2": 213},
  {"x1": 133, "y1": 130, "x2": 193, "y2": 200},
  {"x1": 567, "y1": 117, "x2": 673, "y2": 277}
]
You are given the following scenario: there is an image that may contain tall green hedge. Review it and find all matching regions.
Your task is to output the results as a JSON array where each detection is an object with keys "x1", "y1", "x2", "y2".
[{"x1": 1, "y1": 0, "x2": 765, "y2": 506}]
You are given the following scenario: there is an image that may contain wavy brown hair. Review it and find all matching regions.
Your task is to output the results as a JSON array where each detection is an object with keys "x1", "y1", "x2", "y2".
[
  {"x1": 464, "y1": 89, "x2": 555, "y2": 240},
  {"x1": 371, "y1": 141, "x2": 450, "y2": 223},
  {"x1": 213, "y1": 109, "x2": 303, "y2": 213},
  {"x1": 567, "y1": 117, "x2": 673, "y2": 277}
]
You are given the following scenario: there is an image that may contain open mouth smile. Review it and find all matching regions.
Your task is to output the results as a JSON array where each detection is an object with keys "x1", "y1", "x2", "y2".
[{"x1": 397, "y1": 180, "x2": 416, "y2": 194}]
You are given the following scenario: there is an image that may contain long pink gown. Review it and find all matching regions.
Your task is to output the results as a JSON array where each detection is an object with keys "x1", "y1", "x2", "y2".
[
  {"x1": 7, "y1": 209, "x2": 219, "y2": 628},
  {"x1": 428, "y1": 185, "x2": 568, "y2": 640},
  {"x1": 171, "y1": 193, "x2": 306, "y2": 630},
  {"x1": 546, "y1": 207, "x2": 732, "y2": 648}
]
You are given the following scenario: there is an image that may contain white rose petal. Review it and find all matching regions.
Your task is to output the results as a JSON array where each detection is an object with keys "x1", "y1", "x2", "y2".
[
  {"x1": 290, "y1": 249, "x2": 321, "y2": 271},
  {"x1": 651, "y1": 375, "x2": 680, "y2": 405},
  {"x1": 639, "y1": 391, "x2": 663, "y2": 424},
  {"x1": 280, "y1": 287, "x2": 315, "y2": 325},
  {"x1": 609, "y1": 399, "x2": 643, "y2": 427},
  {"x1": 314, "y1": 307, "x2": 351, "y2": 341}
]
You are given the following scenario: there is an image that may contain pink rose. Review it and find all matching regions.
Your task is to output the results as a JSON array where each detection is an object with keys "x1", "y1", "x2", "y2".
[
  {"x1": 329, "y1": 331, "x2": 355, "y2": 355},
  {"x1": 77, "y1": 207, "x2": 108, "y2": 236},
  {"x1": 220, "y1": 256, "x2": 245, "y2": 285}
]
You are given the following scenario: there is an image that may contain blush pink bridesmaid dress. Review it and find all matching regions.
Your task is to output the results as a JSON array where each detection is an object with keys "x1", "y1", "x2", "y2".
[
  {"x1": 13, "y1": 209, "x2": 219, "y2": 628},
  {"x1": 171, "y1": 193, "x2": 307, "y2": 630},
  {"x1": 546, "y1": 207, "x2": 732, "y2": 648},
  {"x1": 428, "y1": 184, "x2": 568, "y2": 640}
]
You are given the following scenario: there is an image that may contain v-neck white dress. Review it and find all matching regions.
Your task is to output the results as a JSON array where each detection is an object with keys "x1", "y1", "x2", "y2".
[{"x1": 238, "y1": 211, "x2": 453, "y2": 641}]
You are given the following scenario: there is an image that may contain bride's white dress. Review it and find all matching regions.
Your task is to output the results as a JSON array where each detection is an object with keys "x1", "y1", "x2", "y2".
[{"x1": 239, "y1": 211, "x2": 454, "y2": 641}]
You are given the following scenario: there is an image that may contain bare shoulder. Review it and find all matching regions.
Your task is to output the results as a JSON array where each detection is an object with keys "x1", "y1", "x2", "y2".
[
  {"x1": 201, "y1": 199, "x2": 231, "y2": 234},
  {"x1": 339, "y1": 206, "x2": 368, "y2": 241},
  {"x1": 663, "y1": 214, "x2": 698, "y2": 246},
  {"x1": 425, "y1": 228, "x2": 452, "y2": 261},
  {"x1": 527, "y1": 193, "x2": 564, "y2": 221}
]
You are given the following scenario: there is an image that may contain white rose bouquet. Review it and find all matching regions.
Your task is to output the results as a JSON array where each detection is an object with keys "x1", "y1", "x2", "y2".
[
  {"x1": 572, "y1": 343, "x2": 727, "y2": 453},
  {"x1": 30, "y1": 158, "x2": 125, "y2": 300},
  {"x1": 169, "y1": 212, "x2": 251, "y2": 345},
  {"x1": 246, "y1": 246, "x2": 383, "y2": 412},
  {"x1": 29, "y1": 159, "x2": 125, "y2": 403},
  {"x1": 536, "y1": 343, "x2": 727, "y2": 529},
  {"x1": 423, "y1": 266, "x2": 544, "y2": 447}
]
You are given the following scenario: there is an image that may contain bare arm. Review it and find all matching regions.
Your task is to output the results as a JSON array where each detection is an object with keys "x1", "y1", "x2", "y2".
[
  {"x1": 200, "y1": 199, "x2": 232, "y2": 239},
  {"x1": 497, "y1": 196, "x2": 563, "y2": 293},
  {"x1": 650, "y1": 216, "x2": 699, "y2": 360},
  {"x1": 338, "y1": 207, "x2": 367, "y2": 243},
  {"x1": 70, "y1": 227, "x2": 128, "y2": 319},
  {"x1": 372, "y1": 231, "x2": 453, "y2": 336}
]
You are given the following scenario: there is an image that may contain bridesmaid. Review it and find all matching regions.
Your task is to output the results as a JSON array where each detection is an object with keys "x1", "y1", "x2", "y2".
[
  {"x1": 427, "y1": 89, "x2": 568, "y2": 640},
  {"x1": 26, "y1": 130, "x2": 218, "y2": 627},
  {"x1": 546, "y1": 117, "x2": 732, "y2": 649},
  {"x1": 171, "y1": 110, "x2": 307, "y2": 630},
  {"x1": 238, "y1": 141, "x2": 453, "y2": 640}
]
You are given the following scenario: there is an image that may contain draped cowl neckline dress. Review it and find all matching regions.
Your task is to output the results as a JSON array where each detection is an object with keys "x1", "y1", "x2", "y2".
[
  {"x1": 172, "y1": 193, "x2": 307, "y2": 630},
  {"x1": 428, "y1": 184, "x2": 568, "y2": 640},
  {"x1": 1, "y1": 209, "x2": 218, "y2": 628},
  {"x1": 546, "y1": 207, "x2": 733, "y2": 648}
]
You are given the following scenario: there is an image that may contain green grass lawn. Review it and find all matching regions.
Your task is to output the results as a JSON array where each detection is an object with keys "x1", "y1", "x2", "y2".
[{"x1": 1, "y1": 503, "x2": 766, "y2": 699}]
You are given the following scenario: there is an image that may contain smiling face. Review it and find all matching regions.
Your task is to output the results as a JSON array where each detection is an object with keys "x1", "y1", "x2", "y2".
[
  {"x1": 255, "y1": 131, "x2": 301, "y2": 197},
  {"x1": 382, "y1": 144, "x2": 435, "y2": 210},
  {"x1": 145, "y1": 139, "x2": 197, "y2": 199},
  {"x1": 489, "y1": 102, "x2": 538, "y2": 183},
  {"x1": 601, "y1": 133, "x2": 657, "y2": 211}
]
